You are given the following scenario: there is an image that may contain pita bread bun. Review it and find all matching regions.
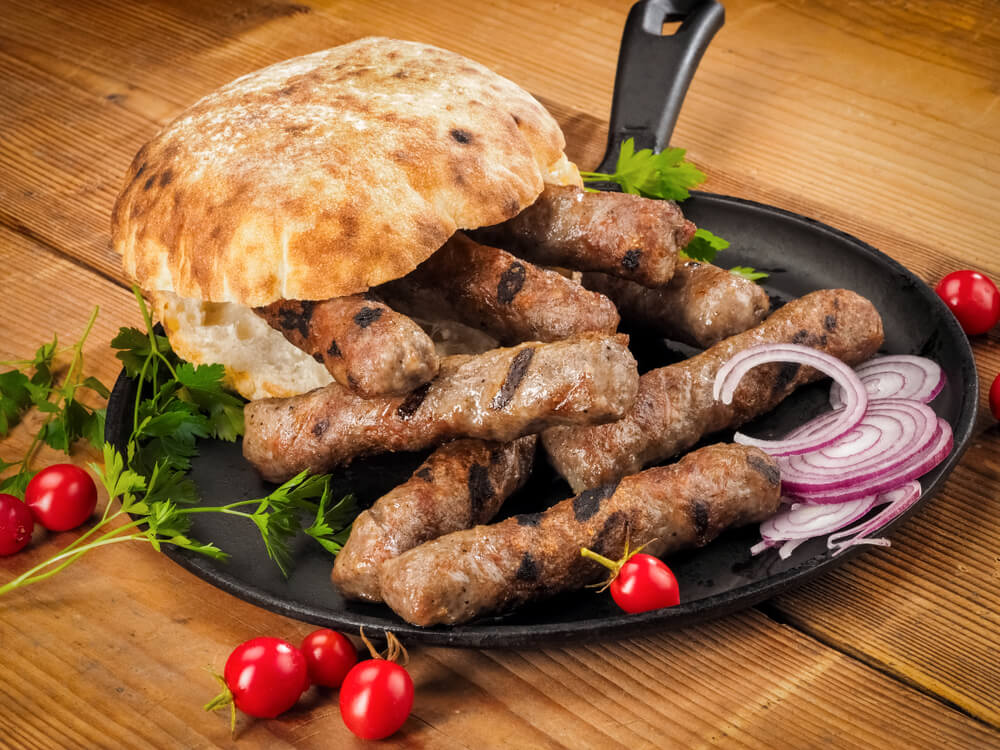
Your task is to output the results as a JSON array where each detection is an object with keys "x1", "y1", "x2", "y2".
[{"x1": 112, "y1": 37, "x2": 576, "y2": 307}]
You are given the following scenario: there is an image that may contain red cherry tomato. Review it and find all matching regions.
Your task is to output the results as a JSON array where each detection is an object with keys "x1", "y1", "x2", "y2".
[
  {"x1": 223, "y1": 637, "x2": 309, "y2": 719},
  {"x1": 935, "y1": 270, "x2": 1000, "y2": 335},
  {"x1": 339, "y1": 659, "x2": 414, "y2": 740},
  {"x1": 301, "y1": 629, "x2": 357, "y2": 688},
  {"x1": 24, "y1": 464, "x2": 97, "y2": 532},
  {"x1": 609, "y1": 553, "x2": 680, "y2": 614},
  {"x1": 0, "y1": 493, "x2": 35, "y2": 556},
  {"x1": 989, "y1": 373, "x2": 1000, "y2": 421}
]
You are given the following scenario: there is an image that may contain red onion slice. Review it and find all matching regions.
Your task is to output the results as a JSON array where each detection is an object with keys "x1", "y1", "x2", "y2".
[
  {"x1": 712, "y1": 343, "x2": 868, "y2": 456},
  {"x1": 828, "y1": 481, "x2": 923, "y2": 555},
  {"x1": 776, "y1": 400, "x2": 939, "y2": 493},
  {"x1": 759, "y1": 495, "x2": 880, "y2": 543},
  {"x1": 786, "y1": 419, "x2": 952, "y2": 504},
  {"x1": 830, "y1": 355, "x2": 944, "y2": 408}
]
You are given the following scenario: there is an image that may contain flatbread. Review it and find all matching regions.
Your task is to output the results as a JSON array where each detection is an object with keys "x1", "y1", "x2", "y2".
[{"x1": 112, "y1": 37, "x2": 572, "y2": 306}]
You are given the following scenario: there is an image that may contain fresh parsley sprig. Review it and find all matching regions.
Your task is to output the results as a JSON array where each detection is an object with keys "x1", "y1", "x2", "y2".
[
  {"x1": 0, "y1": 288, "x2": 358, "y2": 596},
  {"x1": 0, "y1": 307, "x2": 108, "y2": 497},
  {"x1": 580, "y1": 138, "x2": 767, "y2": 281}
]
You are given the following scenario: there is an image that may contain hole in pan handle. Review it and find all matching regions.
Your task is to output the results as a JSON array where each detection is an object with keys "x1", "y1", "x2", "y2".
[{"x1": 595, "y1": 0, "x2": 725, "y2": 174}]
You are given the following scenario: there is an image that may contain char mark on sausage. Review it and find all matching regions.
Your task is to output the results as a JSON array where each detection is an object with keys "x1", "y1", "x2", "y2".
[
  {"x1": 469, "y1": 185, "x2": 696, "y2": 288},
  {"x1": 379, "y1": 444, "x2": 781, "y2": 626},
  {"x1": 243, "y1": 333, "x2": 638, "y2": 482},
  {"x1": 331, "y1": 436, "x2": 536, "y2": 602},
  {"x1": 255, "y1": 294, "x2": 439, "y2": 397},
  {"x1": 542, "y1": 289, "x2": 884, "y2": 491},
  {"x1": 379, "y1": 233, "x2": 620, "y2": 345},
  {"x1": 582, "y1": 261, "x2": 771, "y2": 349}
]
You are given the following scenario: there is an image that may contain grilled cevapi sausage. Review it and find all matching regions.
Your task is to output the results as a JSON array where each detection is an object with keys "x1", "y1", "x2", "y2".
[
  {"x1": 255, "y1": 294, "x2": 438, "y2": 397},
  {"x1": 243, "y1": 333, "x2": 638, "y2": 482},
  {"x1": 332, "y1": 436, "x2": 537, "y2": 602},
  {"x1": 380, "y1": 443, "x2": 781, "y2": 626},
  {"x1": 543, "y1": 289, "x2": 884, "y2": 492},
  {"x1": 380, "y1": 233, "x2": 620, "y2": 345},
  {"x1": 470, "y1": 184, "x2": 696, "y2": 288},
  {"x1": 582, "y1": 261, "x2": 770, "y2": 349}
]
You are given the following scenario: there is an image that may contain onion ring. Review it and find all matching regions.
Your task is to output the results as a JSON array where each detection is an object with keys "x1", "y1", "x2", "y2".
[{"x1": 712, "y1": 343, "x2": 868, "y2": 456}]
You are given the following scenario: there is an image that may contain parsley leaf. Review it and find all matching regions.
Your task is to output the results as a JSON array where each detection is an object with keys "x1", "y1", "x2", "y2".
[
  {"x1": 582, "y1": 139, "x2": 706, "y2": 201},
  {"x1": 111, "y1": 326, "x2": 174, "y2": 378},
  {"x1": 305, "y1": 484, "x2": 358, "y2": 556},
  {"x1": 729, "y1": 266, "x2": 770, "y2": 282},
  {"x1": 681, "y1": 228, "x2": 731, "y2": 264}
]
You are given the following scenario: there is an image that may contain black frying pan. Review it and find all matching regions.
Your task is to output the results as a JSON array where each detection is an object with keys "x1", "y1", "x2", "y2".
[{"x1": 106, "y1": 0, "x2": 979, "y2": 648}]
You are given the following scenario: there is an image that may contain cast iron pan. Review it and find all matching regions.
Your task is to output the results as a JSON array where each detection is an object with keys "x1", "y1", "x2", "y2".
[{"x1": 106, "y1": 0, "x2": 978, "y2": 647}]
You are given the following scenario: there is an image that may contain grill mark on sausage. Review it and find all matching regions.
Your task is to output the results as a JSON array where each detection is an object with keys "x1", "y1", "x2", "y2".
[
  {"x1": 396, "y1": 383, "x2": 430, "y2": 420},
  {"x1": 691, "y1": 498, "x2": 710, "y2": 543},
  {"x1": 312, "y1": 418, "x2": 329, "y2": 437},
  {"x1": 467, "y1": 463, "x2": 494, "y2": 522},
  {"x1": 572, "y1": 480, "x2": 619, "y2": 522},
  {"x1": 516, "y1": 512, "x2": 543, "y2": 527},
  {"x1": 747, "y1": 454, "x2": 781, "y2": 486},
  {"x1": 823, "y1": 314, "x2": 838, "y2": 332},
  {"x1": 590, "y1": 510, "x2": 627, "y2": 558},
  {"x1": 621, "y1": 249, "x2": 642, "y2": 270},
  {"x1": 276, "y1": 300, "x2": 316, "y2": 340},
  {"x1": 414, "y1": 467, "x2": 433, "y2": 482},
  {"x1": 771, "y1": 362, "x2": 802, "y2": 397},
  {"x1": 496, "y1": 262, "x2": 527, "y2": 304},
  {"x1": 312, "y1": 352, "x2": 324, "y2": 363},
  {"x1": 515, "y1": 552, "x2": 539, "y2": 581},
  {"x1": 491, "y1": 348, "x2": 534, "y2": 410},
  {"x1": 327, "y1": 339, "x2": 341, "y2": 358},
  {"x1": 354, "y1": 306, "x2": 383, "y2": 328}
]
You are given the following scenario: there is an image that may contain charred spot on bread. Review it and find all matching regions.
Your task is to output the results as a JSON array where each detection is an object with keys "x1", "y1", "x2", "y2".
[{"x1": 450, "y1": 128, "x2": 473, "y2": 144}]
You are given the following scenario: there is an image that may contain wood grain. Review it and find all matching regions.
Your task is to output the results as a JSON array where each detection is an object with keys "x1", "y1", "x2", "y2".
[{"x1": 1, "y1": 0, "x2": 999, "y2": 746}]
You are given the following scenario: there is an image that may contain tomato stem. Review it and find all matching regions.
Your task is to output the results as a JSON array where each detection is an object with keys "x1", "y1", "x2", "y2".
[{"x1": 203, "y1": 671, "x2": 236, "y2": 736}]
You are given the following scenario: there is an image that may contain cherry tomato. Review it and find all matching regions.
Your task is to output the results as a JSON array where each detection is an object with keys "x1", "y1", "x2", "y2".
[
  {"x1": 24, "y1": 464, "x2": 97, "y2": 532},
  {"x1": 0, "y1": 493, "x2": 35, "y2": 556},
  {"x1": 935, "y1": 270, "x2": 1000, "y2": 335},
  {"x1": 301, "y1": 628, "x2": 357, "y2": 688},
  {"x1": 339, "y1": 659, "x2": 414, "y2": 740},
  {"x1": 989, "y1": 373, "x2": 1000, "y2": 421},
  {"x1": 609, "y1": 553, "x2": 680, "y2": 614},
  {"x1": 223, "y1": 637, "x2": 309, "y2": 719}
]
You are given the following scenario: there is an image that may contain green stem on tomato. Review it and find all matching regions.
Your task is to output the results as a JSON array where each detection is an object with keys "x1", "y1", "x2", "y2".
[{"x1": 580, "y1": 546, "x2": 620, "y2": 572}]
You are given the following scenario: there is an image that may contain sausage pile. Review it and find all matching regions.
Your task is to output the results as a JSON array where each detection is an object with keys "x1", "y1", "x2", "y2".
[{"x1": 240, "y1": 186, "x2": 885, "y2": 626}]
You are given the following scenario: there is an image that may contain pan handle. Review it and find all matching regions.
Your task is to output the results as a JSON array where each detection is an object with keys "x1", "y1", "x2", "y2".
[{"x1": 595, "y1": 0, "x2": 725, "y2": 173}]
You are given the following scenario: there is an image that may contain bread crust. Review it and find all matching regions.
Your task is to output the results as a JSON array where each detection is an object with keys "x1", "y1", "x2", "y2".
[{"x1": 112, "y1": 37, "x2": 570, "y2": 306}]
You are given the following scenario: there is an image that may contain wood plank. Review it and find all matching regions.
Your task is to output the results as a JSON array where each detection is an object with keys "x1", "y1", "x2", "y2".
[{"x1": 0, "y1": 0, "x2": 998, "y2": 288}]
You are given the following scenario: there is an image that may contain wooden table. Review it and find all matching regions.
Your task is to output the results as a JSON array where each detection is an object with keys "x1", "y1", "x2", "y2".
[{"x1": 2, "y1": 1, "x2": 998, "y2": 747}]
